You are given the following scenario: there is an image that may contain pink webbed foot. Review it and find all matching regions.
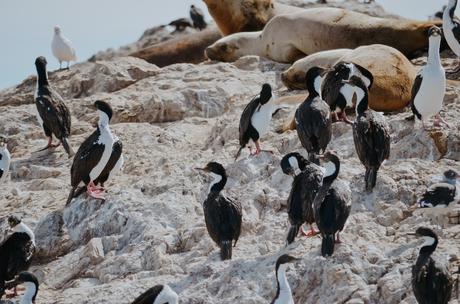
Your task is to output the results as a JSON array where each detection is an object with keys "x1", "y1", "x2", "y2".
[
  {"x1": 301, "y1": 225, "x2": 319, "y2": 237},
  {"x1": 335, "y1": 233, "x2": 343, "y2": 244}
]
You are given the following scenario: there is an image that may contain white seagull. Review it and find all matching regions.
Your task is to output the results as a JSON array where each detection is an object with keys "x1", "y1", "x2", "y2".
[{"x1": 51, "y1": 26, "x2": 77, "y2": 70}]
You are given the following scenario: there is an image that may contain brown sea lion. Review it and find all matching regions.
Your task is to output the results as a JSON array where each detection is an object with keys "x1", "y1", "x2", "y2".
[
  {"x1": 279, "y1": 44, "x2": 417, "y2": 132},
  {"x1": 205, "y1": 7, "x2": 441, "y2": 62},
  {"x1": 281, "y1": 49, "x2": 352, "y2": 90},
  {"x1": 130, "y1": 26, "x2": 222, "y2": 67},
  {"x1": 203, "y1": 0, "x2": 301, "y2": 35}
]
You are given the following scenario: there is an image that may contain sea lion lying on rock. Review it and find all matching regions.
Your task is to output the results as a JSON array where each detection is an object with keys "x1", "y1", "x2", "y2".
[
  {"x1": 203, "y1": 0, "x2": 302, "y2": 35},
  {"x1": 281, "y1": 49, "x2": 353, "y2": 90},
  {"x1": 205, "y1": 7, "x2": 440, "y2": 63},
  {"x1": 279, "y1": 44, "x2": 416, "y2": 132},
  {"x1": 282, "y1": 44, "x2": 416, "y2": 112}
]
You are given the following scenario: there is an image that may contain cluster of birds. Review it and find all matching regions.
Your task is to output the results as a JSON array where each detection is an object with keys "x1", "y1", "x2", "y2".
[
  {"x1": 0, "y1": 1, "x2": 459, "y2": 304},
  {"x1": 168, "y1": 5, "x2": 207, "y2": 32}
]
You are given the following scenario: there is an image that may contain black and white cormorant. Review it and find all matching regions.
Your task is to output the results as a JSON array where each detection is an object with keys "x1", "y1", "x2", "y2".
[
  {"x1": 131, "y1": 284, "x2": 179, "y2": 304},
  {"x1": 410, "y1": 26, "x2": 448, "y2": 128},
  {"x1": 168, "y1": 18, "x2": 193, "y2": 32},
  {"x1": 313, "y1": 152, "x2": 351, "y2": 257},
  {"x1": 295, "y1": 67, "x2": 332, "y2": 164},
  {"x1": 417, "y1": 169, "x2": 459, "y2": 212},
  {"x1": 196, "y1": 162, "x2": 242, "y2": 260},
  {"x1": 34, "y1": 56, "x2": 74, "y2": 156},
  {"x1": 280, "y1": 152, "x2": 323, "y2": 244},
  {"x1": 271, "y1": 254, "x2": 298, "y2": 304},
  {"x1": 0, "y1": 216, "x2": 35, "y2": 299},
  {"x1": 410, "y1": 227, "x2": 453, "y2": 304},
  {"x1": 0, "y1": 137, "x2": 11, "y2": 184},
  {"x1": 72, "y1": 136, "x2": 123, "y2": 199},
  {"x1": 348, "y1": 76, "x2": 391, "y2": 191},
  {"x1": 190, "y1": 5, "x2": 207, "y2": 30},
  {"x1": 235, "y1": 83, "x2": 276, "y2": 160},
  {"x1": 66, "y1": 101, "x2": 117, "y2": 205},
  {"x1": 4, "y1": 272, "x2": 39, "y2": 304},
  {"x1": 321, "y1": 62, "x2": 373, "y2": 124},
  {"x1": 443, "y1": 0, "x2": 460, "y2": 72}
]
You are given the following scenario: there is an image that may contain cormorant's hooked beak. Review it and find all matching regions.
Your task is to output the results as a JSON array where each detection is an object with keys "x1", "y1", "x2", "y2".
[
  {"x1": 406, "y1": 232, "x2": 417, "y2": 236},
  {"x1": 194, "y1": 167, "x2": 208, "y2": 172}
]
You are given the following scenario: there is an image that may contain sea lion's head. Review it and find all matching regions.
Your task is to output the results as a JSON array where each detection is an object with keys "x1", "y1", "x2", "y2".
[
  {"x1": 205, "y1": 32, "x2": 257, "y2": 62},
  {"x1": 281, "y1": 66, "x2": 308, "y2": 90}
]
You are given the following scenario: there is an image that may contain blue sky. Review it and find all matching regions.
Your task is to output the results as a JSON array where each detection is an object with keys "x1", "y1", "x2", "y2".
[{"x1": 0, "y1": 1, "x2": 443, "y2": 90}]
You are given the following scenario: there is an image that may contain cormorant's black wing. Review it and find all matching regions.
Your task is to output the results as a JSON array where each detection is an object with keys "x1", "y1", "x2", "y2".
[
  {"x1": 239, "y1": 96, "x2": 260, "y2": 146},
  {"x1": 321, "y1": 72, "x2": 342, "y2": 110},
  {"x1": 35, "y1": 88, "x2": 71, "y2": 139},
  {"x1": 94, "y1": 139, "x2": 123, "y2": 185},
  {"x1": 295, "y1": 97, "x2": 331, "y2": 153},
  {"x1": 451, "y1": 19, "x2": 460, "y2": 42},
  {"x1": 353, "y1": 111, "x2": 390, "y2": 167},
  {"x1": 410, "y1": 73, "x2": 423, "y2": 119},
  {"x1": 204, "y1": 194, "x2": 242, "y2": 245},
  {"x1": 70, "y1": 129, "x2": 105, "y2": 186},
  {"x1": 131, "y1": 285, "x2": 163, "y2": 304}
]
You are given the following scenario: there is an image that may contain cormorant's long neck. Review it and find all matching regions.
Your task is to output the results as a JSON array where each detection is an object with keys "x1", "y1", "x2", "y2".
[
  {"x1": 276, "y1": 265, "x2": 292, "y2": 301},
  {"x1": 20, "y1": 282, "x2": 37, "y2": 304},
  {"x1": 36, "y1": 66, "x2": 49, "y2": 88},
  {"x1": 446, "y1": 0, "x2": 457, "y2": 19},
  {"x1": 419, "y1": 236, "x2": 438, "y2": 255},
  {"x1": 98, "y1": 111, "x2": 111, "y2": 130},
  {"x1": 427, "y1": 37, "x2": 441, "y2": 67},
  {"x1": 355, "y1": 89, "x2": 369, "y2": 116},
  {"x1": 306, "y1": 77, "x2": 319, "y2": 98},
  {"x1": 209, "y1": 173, "x2": 227, "y2": 194}
]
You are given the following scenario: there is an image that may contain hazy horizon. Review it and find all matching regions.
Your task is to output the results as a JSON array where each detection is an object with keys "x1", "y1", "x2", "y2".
[{"x1": 0, "y1": 0, "x2": 443, "y2": 90}]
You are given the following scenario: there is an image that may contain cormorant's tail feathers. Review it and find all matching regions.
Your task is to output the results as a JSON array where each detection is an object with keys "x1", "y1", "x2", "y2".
[
  {"x1": 365, "y1": 168, "x2": 377, "y2": 191},
  {"x1": 66, "y1": 187, "x2": 76, "y2": 206},
  {"x1": 234, "y1": 146, "x2": 244, "y2": 161},
  {"x1": 61, "y1": 137, "x2": 74, "y2": 157},
  {"x1": 73, "y1": 186, "x2": 87, "y2": 198},
  {"x1": 321, "y1": 234, "x2": 335, "y2": 257},
  {"x1": 286, "y1": 223, "x2": 301, "y2": 245},
  {"x1": 220, "y1": 240, "x2": 232, "y2": 260}
]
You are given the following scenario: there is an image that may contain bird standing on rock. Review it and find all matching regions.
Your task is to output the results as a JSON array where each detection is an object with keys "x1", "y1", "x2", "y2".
[
  {"x1": 0, "y1": 216, "x2": 35, "y2": 300},
  {"x1": 348, "y1": 76, "x2": 390, "y2": 191},
  {"x1": 196, "y1": 162, "x2": 242, "y2": 260},
  {"x1": 313, "y1": 152, "x2": 351, "y2": 257},
  {"x1": 295, "y1": 67, "x2": 332, "y2": 164},
  {"x1": 321, "y1": 62, "x2": 373, "y2": 124},
  {"x1": 34, "y1": 56, "x2": 74, "y2": 156},
  {"x1": 66, "y1": 101, "x2": 116, "y2": 205},
  {"x1": 280, "y1": 152, "x2": 323, "y2": 244},
  {"x1": 51, "y1": 26, "x2": 77, "y2": 70},
  {"x1": 410, "y1": 227, "x2": 453, "y2": 304},
  {"x1": 0, "y1": 137, "x2": 11, "y2": 184},
  {"x1": 410, "y1": 26, "x2": 448, "y2": 128},
  {"x1": 190, "y1": 5, "x2": 207, "y2": 30},
  {"x1": 236, "y1": 83, "x2": 276, "y2": 160}
]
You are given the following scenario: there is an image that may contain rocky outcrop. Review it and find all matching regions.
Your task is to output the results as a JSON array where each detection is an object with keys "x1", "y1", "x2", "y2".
[{"x1": 0, "y1": 1, "x2": 459, "y2": 303}]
